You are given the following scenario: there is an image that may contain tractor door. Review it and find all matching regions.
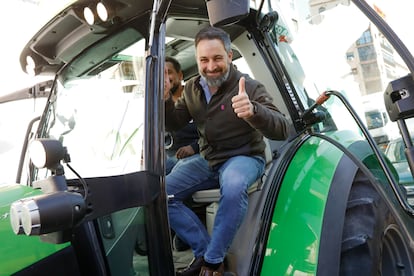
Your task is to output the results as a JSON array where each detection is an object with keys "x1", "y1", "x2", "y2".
[{"x1": 6, "y1": 2, "x2": 176, "y2": 275}]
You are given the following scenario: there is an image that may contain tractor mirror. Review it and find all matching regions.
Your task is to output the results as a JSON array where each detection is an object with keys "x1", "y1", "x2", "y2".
[
  {"x1": 384, "y1": 74, "x2": 414, "y2": 121},
  {"x1": 206, "y1": 0, "x2": 250, "y2": 27}
]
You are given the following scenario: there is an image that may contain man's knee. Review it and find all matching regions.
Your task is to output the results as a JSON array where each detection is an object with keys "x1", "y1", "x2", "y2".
[{"x1": 220, "y1": 181, "x2": 249, "y2": 202}]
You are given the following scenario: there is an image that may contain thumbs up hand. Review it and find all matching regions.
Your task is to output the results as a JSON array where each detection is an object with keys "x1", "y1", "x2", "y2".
[{"x1": 232, "y1": 77, "x2": 254, "y2": 119}]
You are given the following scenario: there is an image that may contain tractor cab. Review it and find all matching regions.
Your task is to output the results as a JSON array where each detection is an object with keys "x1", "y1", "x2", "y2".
[{"x1": 2, "y1": 0, "x2": 414, "y2": 275}]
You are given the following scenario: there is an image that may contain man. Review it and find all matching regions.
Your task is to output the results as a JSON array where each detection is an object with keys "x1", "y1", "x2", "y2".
[
  {"x1": 165, "y1": 56, "x2": 198, "y2": 252},
  {"x1": 164, "y1": 26, "x2": 289, "y2": 276},
  {"x1": 164, "y1": 56, "x2": 199, "y2": 175}
]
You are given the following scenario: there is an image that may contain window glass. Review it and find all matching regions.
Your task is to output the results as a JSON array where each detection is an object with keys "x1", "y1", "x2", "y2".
[
  {"x1": 38, "y1": 41, "x2": 146, "y2": 180},
  {"x1": 361, "y1": 62, "x2": 380, "y2": 78},
  {"x1": 262, "y1": 0, "x2": 413, "y2": 206},
  {"x1": 358, "y1": 45, "x2": 377, "y2": 61},
  {"x1": 34, "y1": 38, "x2": 151, "y2": 275},
  {"x1": 356, "y1": 29, "x2": 373, "y2": 45},
  {"x1": 0, "y1": 98, "x2": 46, "y2": 185}
]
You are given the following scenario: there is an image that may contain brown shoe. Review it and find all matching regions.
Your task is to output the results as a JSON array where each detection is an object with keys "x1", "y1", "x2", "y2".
[
  {"x1": 199, "y1": 263, "x2": 224, "y2": 276},
  {"x1": 176, "y1": 257, "x2": 204, "y2": 276}
]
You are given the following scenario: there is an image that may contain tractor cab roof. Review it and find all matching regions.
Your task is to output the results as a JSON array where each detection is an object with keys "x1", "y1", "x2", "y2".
[{"x1": 20, "y1": 0, "x2": 247, "y2": 84}]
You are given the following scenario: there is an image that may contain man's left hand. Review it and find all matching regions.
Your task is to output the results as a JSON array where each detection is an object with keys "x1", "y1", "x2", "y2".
[
  {"x1": 232, "y1": 77, "x2": 254, "y2": 119},
  {"x1": 176, "y1": 145, "x2": 195, "y2": 159}
]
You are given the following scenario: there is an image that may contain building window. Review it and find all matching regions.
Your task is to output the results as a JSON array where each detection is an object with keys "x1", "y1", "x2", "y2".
[
  {"x1": 364, "y1": 79, "x2": 382, "y2": 94},
  {"x1": 356, "y1": 29, "x2": 373, "y2": 45},
  {"x1": 382, "y1": 50, "x2": 395, "y2": 65},
  {"x1": 346, "y1": 52, "x2": 355, "y2": 61},
  {"x1": 380, "y1": 36, "x2": 393, "y2": 52},
  {"x1": 361, "y1": 62, "x2": 380, "y2": 78},
  {"x1": 358, "y1": 45, "x2": 376, "y2": 61},
  {"x1": 385, "y1": 64, "x2": 396, "y2": 79}
]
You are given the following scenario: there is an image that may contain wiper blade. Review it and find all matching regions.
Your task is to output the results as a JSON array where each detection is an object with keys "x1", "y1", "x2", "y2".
[{"x1": 0, "y1": 80, "x2": 52, "y2": 104}]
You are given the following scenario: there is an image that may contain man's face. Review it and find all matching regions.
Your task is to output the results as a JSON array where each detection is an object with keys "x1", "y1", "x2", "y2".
[
  {"x1": 165, "y1": 61, "x2": 183, "y2": 94},
  {"x1": 196, "y1": 38, "x2": 233, "y2": 88}
]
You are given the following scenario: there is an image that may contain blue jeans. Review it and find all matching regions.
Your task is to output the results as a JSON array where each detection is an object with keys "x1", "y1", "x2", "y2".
[
  {"x1": 166, "y1": 154, "x2": 265, "y2": 264},
  {"x1": 166, "y1": 152, "x2": 200, "y2": 175},
  {"x1": 165, "y1": 152, "x2": 178, "y2": 175}
]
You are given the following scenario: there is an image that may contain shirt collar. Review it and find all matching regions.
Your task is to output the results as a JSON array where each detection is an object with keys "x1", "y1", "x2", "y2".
[{"x1": 199, "y1": 77, "x2": 212, "y2": 104}]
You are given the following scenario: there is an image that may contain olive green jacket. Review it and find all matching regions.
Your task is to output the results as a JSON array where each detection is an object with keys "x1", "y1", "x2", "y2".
[{"x1": 165, "y1": 65, "x2": 289, "y2": 167}]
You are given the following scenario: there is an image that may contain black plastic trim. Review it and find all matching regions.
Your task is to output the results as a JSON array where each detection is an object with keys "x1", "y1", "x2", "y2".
[{"x1": 66, "y1": 171, "x2": 161, "y2": 221}]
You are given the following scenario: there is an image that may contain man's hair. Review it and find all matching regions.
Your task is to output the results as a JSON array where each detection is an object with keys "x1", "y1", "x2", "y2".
[
  {"x1": 165, "y1": 56, "x2": 182, "y2": 73},
  {"x1": 195, "y1": 26, "x2": 232, "y2": 53}
]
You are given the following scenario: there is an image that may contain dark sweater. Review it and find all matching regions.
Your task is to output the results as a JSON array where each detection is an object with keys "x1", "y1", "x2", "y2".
[{"x1": 166, "y1": 121, "x2": 199, "y2": 154}]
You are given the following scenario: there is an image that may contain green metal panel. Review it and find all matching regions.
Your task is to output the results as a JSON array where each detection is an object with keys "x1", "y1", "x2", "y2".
[
  {"x1": 0, "y1": 184, "x2": 69, "y2": 276},
  {"x1": 261, "y1": 136, "x2": 344, "y2": 275}
]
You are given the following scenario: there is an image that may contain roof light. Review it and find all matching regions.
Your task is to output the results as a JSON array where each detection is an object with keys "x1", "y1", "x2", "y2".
[
  {"x1": 97, "y1": 2, "x2": 109, "y2": 22},
  {"x1": 83, "y1": 6, "x2": 95, "y2": 25},
  {"x1": 25, "y1": 55, "x2": 36, "y2": 76}
]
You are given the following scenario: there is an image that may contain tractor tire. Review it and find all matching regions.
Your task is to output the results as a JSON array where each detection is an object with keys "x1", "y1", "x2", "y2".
[{"x1": 340, "y1": 170, "x2": 414, "y2": 275}]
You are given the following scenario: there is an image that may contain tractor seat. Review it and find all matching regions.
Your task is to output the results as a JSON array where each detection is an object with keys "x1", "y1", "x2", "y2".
[{"x1": 192, "y1": 138, "x2": 273, "y2": 203}]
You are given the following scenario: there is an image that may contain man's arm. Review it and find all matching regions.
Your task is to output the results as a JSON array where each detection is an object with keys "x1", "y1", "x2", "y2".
[
  {"x1": 163, "y1": 65, "x2": 193, "y2": 132},
  {"x1": 232, "y1": 77, "x2": 290, "y2": 141}
]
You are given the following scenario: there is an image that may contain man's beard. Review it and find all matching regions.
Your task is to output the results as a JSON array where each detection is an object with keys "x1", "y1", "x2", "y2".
[
  {"x1": 200, "y1": 67, "x2": 230, "y2": 88},
  {"x1": 170, "y1": 83, "x2": 180, "y2": 95}
]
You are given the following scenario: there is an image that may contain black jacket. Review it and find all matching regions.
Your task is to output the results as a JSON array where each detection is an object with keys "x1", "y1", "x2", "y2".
[{"x1": 166, "y1": 121, "x2": 199, "y2": 154}]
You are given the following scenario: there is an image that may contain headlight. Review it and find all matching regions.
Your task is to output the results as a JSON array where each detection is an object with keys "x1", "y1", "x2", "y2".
[
  {"x1": 10, "y1": 192, "x2": 86, "y2": 236},
  {"x1": 29, "y1": 139, "x2": 68, "y2": 170}
]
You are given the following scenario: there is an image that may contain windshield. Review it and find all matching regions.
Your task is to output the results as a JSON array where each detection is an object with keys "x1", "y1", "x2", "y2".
[
  {"x1": 263, "y1": 0, "x2": 411, "y2": 112},
  {"x1": 35, "y1": 40, "x2": 147, "y2": 180},
  {"x1": 365, "y1": 110, "x2": 385, "y2": 129},
  {"x1": 262, "y1": 0, "x2": 413, "y2": 176}
]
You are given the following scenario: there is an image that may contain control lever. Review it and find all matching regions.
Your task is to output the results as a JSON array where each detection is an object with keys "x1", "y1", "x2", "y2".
[{"x1": 302, "y1": 91, "x2": 331, "y2": 126}]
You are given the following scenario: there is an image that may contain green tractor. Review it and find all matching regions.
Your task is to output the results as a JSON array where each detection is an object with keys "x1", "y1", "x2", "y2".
[{"x1": 1, "y1": 0, "x2": 414, "y2": 275}]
